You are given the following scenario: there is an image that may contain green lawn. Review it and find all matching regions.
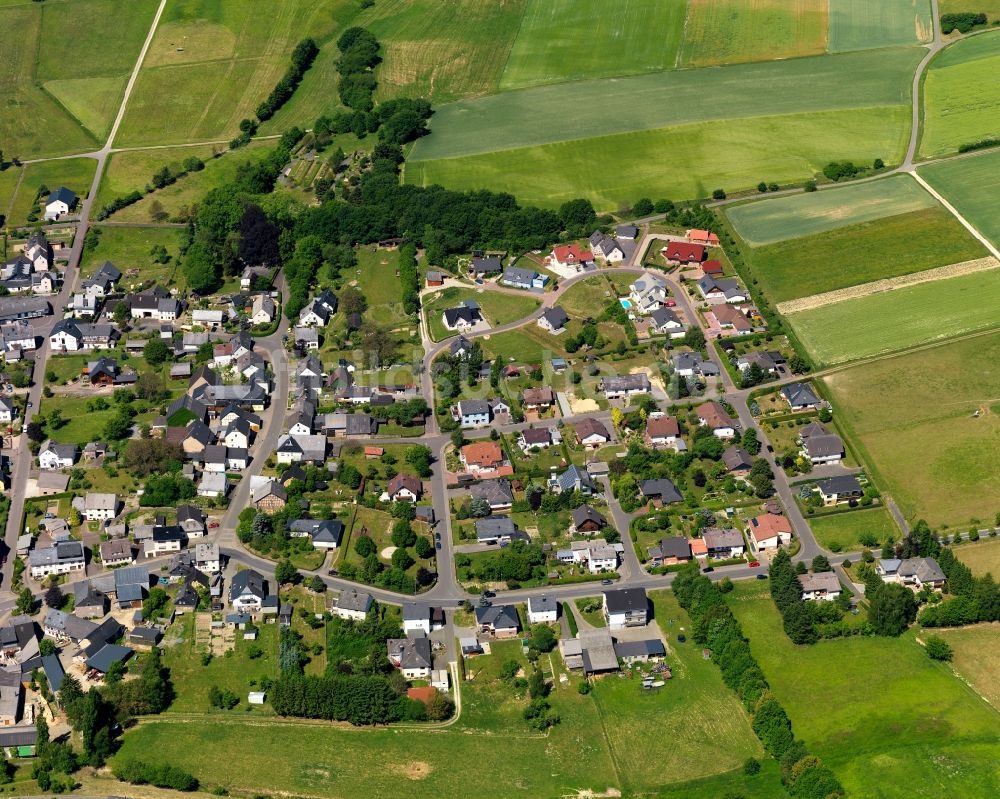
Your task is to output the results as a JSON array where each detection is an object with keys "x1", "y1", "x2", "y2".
[
  {"x1": 573, "y1": 597, "x2": 606, "y2": 628},
  {"x1": 653, "y1": 761, "x2": 787, "y2": 799},
  {"x1": 828, "y1": 0, "x2": 932, "y2": 52},
  {"x1": 730, "y1": 581, "x2": 1000, "y2": 798},
  {"x1": 499, "y1": 0, "x2": 687, "y2": 89},
  {"x1": 7, "y1": 157, "x2": 96, "y2": 226},
  {"x1": 787, "y1": 265, "x2": 1000, "y2": 365},
  {"x1": 424, "y1": 286, "x2": 541, "y2": 342},
  {"x1": 95, "y1": 143, "x2": 220, "y2": 210},
  {"x1": 956, "y1": 538, "x2": 1000, "y2": 578},
  {"x1": 40, "y1": 394, "x2": 160, "y2": 446},
  {"x1": 726, "y1": 173, "x2": 936, "y2": 246},
  {"x1": 823, "y1": 331, "x2": 1000, "y2": 527},
  {"x1": 409, "y1": 106, "x2": 910, "y2": 209},
  {"x1": 745, "y1": 206, "x2": 987, "y2": 303},
  {"x1": 808, "y1": 506, "x2": 898, "y2": 552},
  {"x1": 679, "y1": 0, "x2": 828, "y2": 67},
  {"x1": 934, "y1": 623, "x2": 1000, "y2": 708},
  {"x1": 80, "y1": 225, "x2": 188, "y2": 290},
  {"x1": 921, "y1": 31, "x2": 1000, "y2": 157},
  {"x1": 919, "y1": 148, "x2": 1000, "y2": 250},
  {"x1": 411, "y1": 48, "x2": 919, "y2": 162}
]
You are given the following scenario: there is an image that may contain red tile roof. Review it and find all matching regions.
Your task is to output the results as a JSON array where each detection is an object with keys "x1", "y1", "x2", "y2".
[
  {"x1": 461, "y1": 441, "x2": 505, "y2": 469},
  {"x1": 687, "y1": 229, "x2": 720, "y2": 246},
  {"x1": 552, "y1": 244, "x2": 593, "y2": 264},
  {"x1": 702, "y1": 259, "x2": 723, "y2": 275},
  {"x1": 662, "y1": 242, "x2": 706, "y2": 263}
]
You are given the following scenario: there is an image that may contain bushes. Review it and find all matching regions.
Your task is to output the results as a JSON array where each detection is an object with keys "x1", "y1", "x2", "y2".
[
  {"x1": 940, "y1": 12, "x2": 987, "y2": 33},
  {"x1": 958, "y1": 137, "x2": 1000, "y2": 153},
  {"x1": 113, "y1": 759, "x2": 199, "y2": 791},
  {"x1": 96, "y1": 191, "x2": 142, "y2": 221},
  {"x1": 337, "y1": 28, "x2": 380, "y2": 112},
  {"x1": 256, "y1": 38, "x2": 319, "y2": 121}
]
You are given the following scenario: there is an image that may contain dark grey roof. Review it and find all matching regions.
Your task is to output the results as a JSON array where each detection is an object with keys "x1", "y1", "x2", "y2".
[
  {"x1": 470, "y1": 478, "x2": 514, "y2": 507},
  {"x1": 47, "y1": 187, "x2": 78, "y2": 207},
  {"x1": 475, "y1": 516, "x2": 519, "y2": 540},
  {"x1": 639, "y1": 478, "x2": 683, "y2": 503},
  {"x1": 804, "y1": 434, "x2": 844, "y2": 459},
  {"x1": 475, "y1": 604, "x2": 519, "y2": 629},
  {"x1": 614, "y1": 639, "x2": 665, "y2": 659},
  {"x1": 603, "y1": 588, "x2": 647, "y2": 614},
  {"x1": 781, "y1": 382, "x2": 820, "y2": 407},
  {"x1": 230, "y1": 569, "x2": 267, "y2": 602},
  {"x1": 659, "y1": 536, "x2": 691, "y2": 560},
  {"x1": 540, "y1": 307, "x2": 569, "y2": 329},
  {"x1": 470, "y1": 256, "x2": 502, "y2": 274},
  {"x1": 85, "y1": 643, "x2": 132, "y2": 673},
  {"x1": 722, "y1": 446, "x2": 753, "y2": 471},
  {"x1": 816, "y1": 475, "x2": 862, "y2": 495}
]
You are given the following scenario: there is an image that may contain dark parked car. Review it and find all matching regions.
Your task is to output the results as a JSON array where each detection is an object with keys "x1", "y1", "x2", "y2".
[
  {"x1": 701, "y1": 566, "x2": 714, "y2": 573},
  {"x1": 756, "y1": 573, "x2": 768, "y2": 580}
]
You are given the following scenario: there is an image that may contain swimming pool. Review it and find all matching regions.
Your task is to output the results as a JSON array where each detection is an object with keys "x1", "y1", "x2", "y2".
[{"x1": 619, "y1": 298, "x2": 632, "y2": 309}]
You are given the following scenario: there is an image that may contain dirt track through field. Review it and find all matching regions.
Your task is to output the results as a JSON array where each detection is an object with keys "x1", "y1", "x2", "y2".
[{"x1": 778, "y1": 256, "x2": 1000, "y2": 314}]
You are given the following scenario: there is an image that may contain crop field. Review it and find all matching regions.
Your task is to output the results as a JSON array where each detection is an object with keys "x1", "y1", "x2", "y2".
[
  {"x1": 744, "y1": 206, "x2": 987, "y2": 303},
  {"x1": 823, "y1": 332, "x2": 1000, "y2": 527},
  {"x1": 408, "y1": 106, "x2": 909, "y2": 209},
  {"x1": 679, "y1": 0, "x2": 827, "y2": 67},
  {"x1": 411, "y1": 48, "x2": 919, "y2": 162},
  {"x1": 788, "y1": 266, "x2": 1000, "y2": 365},
  {"x1": 499, "y1": 0, "x2": 687, "y2": 90},
  {"x1": 919, "y1": 147, "x2": 1000, "y2": 251},
  {"x1": 921, "y1": 32, "x2": 1000, "y2": 157},
  {"x1": 935, "y1": 624, "x2": 1000, "y2": 709},
  {"x1": 957, "y1": 538, "x2": 1000, "y2": 577},
  {"x1": 808, "y1": 507, "x2": 897, "y2": 552},
  {"x1": 7, "y1": 157, "x2": 96, "y2": 226},
  {"x1": 80, "y1": 226, "x2": 188, "y2": 289},
  {"x1": 828, "y1": 0, "x2": 931, "y2": 52},
  {"x1": 726, "y1": 174, "x2": 935, "y2": 246},
  {"x1": 730, "y1": 581, "x2": 1000, "y2": 798}
]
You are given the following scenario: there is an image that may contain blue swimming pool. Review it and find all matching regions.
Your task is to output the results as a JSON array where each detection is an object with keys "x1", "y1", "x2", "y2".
[{"x1": 619, "y1": 298, "x2": 632, "y2": 309}]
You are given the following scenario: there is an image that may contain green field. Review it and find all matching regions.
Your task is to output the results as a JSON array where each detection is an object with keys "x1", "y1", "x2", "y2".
[
  {"x1": 7, "y1": 157, "x2": 96, "y2": 226},
  {"x1": 828, "y1": 0, "x2": 931, "y2": 51},
  {"x1": 425, "y1": 286, "x2": 541, "y2": 342},
  {"x1": 408, "y1": 106, "x2": 909, "y2": 209},
  {"x1": 499, "y1": 0, "x2": 687, "y2": 90},
  {"x1": 808, "y1": 507, "x2": 898, "y2": 551},
  {"x1": 939, "y1": 0, "x2": 1000, "y2": 22},
  {"x1": 921, "y1": 32, "x2": 1000, "y2": 157},
  {"x1": 823, "y1": 332, "x2": 1000, "y2": 526},
  {"x1": 957, "y1": 538, "x2": 1000, "y2": 578},
  {"x1": 726, "y1": 174, "x2": 936, "y2": 246},
  {"x1": 919, "y1": 146, "x2": 1000, "y2": 250},
  {"x1": 730, "y1": 582, "x2": 1000, "y2": 798},
  {"x1": 745, "y1": 206, "x2": 987, "y2": 303},
  {"x1": 0, "y1": 166, "x2": 22, "y2": 220},
  {"x1": 788, "y1": 265, "x2": 1000, "y2": 365},
  {"x1": 935, "y1": 624, "x2": 1000, "y2": 709},
  {"x1": 80, "y1": 225, "x2": 188, "y2": 289},
  {"x1": 680, "y1": 0, "x2": 828, "y2": 67},
  {"x1": 411, "y1": 48, "x2": 919, "y2": 162}
]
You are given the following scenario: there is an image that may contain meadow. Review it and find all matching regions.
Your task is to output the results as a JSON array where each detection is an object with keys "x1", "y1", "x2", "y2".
[
  {"x1": 80, "y1": 226, "x2": 188, "y2": 289},
  {"x1": 939, "y1": 0, "x2": 1000, "y2": 22},
  {"x1": 807, "y1": 506, "x2": 898, "y2": 551},
  {"x1": 0, "y1": 166, "x2": 22, "y2": 220},
  {"x1": 935, "y1": 624, "x2": 1000, "y2": 709},
  {"x1": 424, "y1": 287, "x2": 541, "y2": 342},
  {"x1": 919, "y1": 147, "x2": 1000, "y2": 250},
  {"x1": 957, "y1": 538, "x2": 1000, "y2": 577},
  {"x1": 94, "y1": 144, "x2": 222, "y2": 210},
  {"x1": 725, "y1": 173, "x2": 936, "y2": 246},
  {"x1": 920, "y1": 31, "x2": 1000, "y2": 157},
  {"x1": 679, "y1": 0, "x2": 827, "y2": 67},
  {"x1": 408, "y1": 107, "x2": 909, "y2": 209},
  {"x1": 730, "y1": 581, "x2": 1000, "y2": 798},
  {"x1": 499, "y1": 0, "x2": 687, "y2": 90},
  {"x1": 823, "y1": 332, "x2": 1000, "y2": 526},
  {"x1": 411, "y1": 48, "x2": 919, "y2": 162},
  {"x1": 828, "y1": 0, "x2": 932, "y2": 52},
  {"x1": 744, "y1": 206, "x2": 987, "y2": 303},
  {"x1": 787, "y1": 265, "x2": 1000, "y2": 365},
  {"x1": 7, "y1": 157, "x2": 96, "y2": 226}
]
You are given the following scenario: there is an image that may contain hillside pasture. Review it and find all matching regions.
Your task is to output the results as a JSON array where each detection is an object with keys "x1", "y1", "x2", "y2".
[
  {"x1": 934, "y1": 624, "x2": 1000, "y2": 709},
  {"x1": 407, "y1": 106, "x2": 909, "y2": 209},
  {"x1": 680, "y1": 0, "x2": 827, "y2": 67},
  {"x1": 957, "y1": 538, "x2": 1000, "y2": 578},
  {"x1": 730, "y1": 581, "x2": 1000, "y2": 798},
  {"x1": 787, "y1": 266, "x2": 1000, "y2": 365},
  {"x1": 828, "y1": 0, "x2": 932, "y2": 51},
  {"x1": 919, "y1": 142, "x2": 1000, "y2": 252},
  {"x1": 8, "y1": 158, "x2": 96, "y2": 226},
  {"x1": 725, "y1": 174, "x2": 935, "y2": 246},
  {"x1": 823, "y1": 332, "x2": 1000, "y2": 526},
  {"x1": 410, "y1": 48, "x2": 920, "y2": 162},
  {"x1": 499, "y1": 0, "x2": 687, "y2": 90},
  {"x1": 921, "y1": 32, "x2": 1000, "y2": 157},
  {"x1": 744, "y1": 206, "x2": 987, "y2": 303}
]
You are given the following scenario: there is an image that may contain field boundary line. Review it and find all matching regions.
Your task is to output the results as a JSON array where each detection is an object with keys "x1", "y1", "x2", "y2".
[
  {"x1": 912, "y1": 172, "x2": 1000, "y2": 260},
  {"x1": 778, "y1": 256, "x2": 1000, "y2": 313}
]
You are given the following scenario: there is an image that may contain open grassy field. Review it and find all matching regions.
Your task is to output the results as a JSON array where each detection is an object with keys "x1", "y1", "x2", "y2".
[
  {"x1": 0, "y1": 166, "x2": 22, "y2": 220},
  {"x1": 424, "y1": 286, "x2": 541, "y2": 342},
  {"x1": 7, "y1": 157, "x2": 96, "y2": 226},
  {"x1": 726, "y1": 174, "x2": 935, "y2": 246},
  {"x1": 921, "y1": 32, "x2": 1000, "y2": 157},
  {"x1": 730, "y1": 581, "x2": 1000, "y2": 797},
  {"x1": 411, "y1": 48, "x2": 919, "y2": 162},
  {"x1": 957, "y1": 538, "x2": 1000, "y2": 578},
  {"x1": 80, "y1": 225, "x2": 188, "y2": 289},
  {"x1": 939, "y1": 0, "x2": 1000, "y2": 22},
  {"x1": 823, "y1": 332, "x2": 1000, "y2": 527},
  {"x1": 787, "y1": 266, "x2": 1000, "y2": 365},
  {"x1": 935, "y1": 624, "x2": 1000, "y2": 709},
  {"x1": 919, "y1": 147, "x2": 1000, "y2": 250},
  {"x1": 808, "y1": 507, "x2": 898, "y2": 551},
  {"x1": 655, "y1": 761, "x2": 787, "y2": 799},
  {"x1": 828, "y1": 0, "x2": 932, "y2": 52},
  {"x1": 744, "y1": 206, "x2": 987, "y2": 303},
  {"x1": 499, "y1": 0, "x2": 687, "y2": 90},
  {"x1": 95, "y1": 144, "x2": 221, "y2": 210},
  {"x1": 408, "y1": 106, "x2": 909, "y2": 209},
  {"x1": 680, "y1": 0, "x2": 827, "y2": 67}
]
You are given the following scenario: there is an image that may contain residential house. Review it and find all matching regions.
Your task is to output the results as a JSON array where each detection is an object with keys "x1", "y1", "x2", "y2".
[
  {"x1": 469, "y1": 478, "x2": 514, "y2": 511},
  {"x1": 799, "y1": 572, "x2": 842, "y2": 602},
  {"x1": 877, "y1": 557, "x2": 946, "y2": 591},
  {"x1": 575, "y1": 417, "x2": 610, "y2": 449},
  {"x1": 695, "y1": 401, "x2": 737, "y2": 439},
  {"x1": 747, "y1": 514, "x2": 793, "y2": 551},
  {"x1": 551, "y1": 464, "x2": 596, "y2": 495},
  {"x1": 662, "y1": 241, "x2": 705, "y2": 265},
  {"x1": 441, "y1": 301, "x2": 483, "y2": 332},
  {"x1": 475, "y1": 517, "x2": 526, "y2": 545},
  {"x1": 588, "y1": 231, "x2": 626, "y2": 263},
  {"x1": 85, "y1": 358, "x2": 119, "y2": 387},
  {"x1": 250, "y1": 295, "x2": 276, "y2": 326},
  {"x1": 38, "y1": 441, "x2": 76, "y2": 470},
  {"x1": 802, "y1": 433, "x2": 845, "y2": 466},
  {"x1": 501, "y1": 266, "x2": 548, "y2": 290},
  {"x1": 603, "y1": 588, "x2": 648, "y2": 629},
  {"x1": 0, "y1": 397, "x2": 13, "y2": 424},
  {"x1": 527, "y1": 596, "x2": 559, "y2": 624},
  {"x1": 386, "y1": 474, "x2": 422, "y2": 502},
  {"x1": 336, "y1": 588, "x2": 374, "y2": 621},
  {"x1": 521, "y1": 387, "x2": 556, "y2": 411},
  {"x1": 519, "y1": 426, "x2": 557, "y2": 451},
  {"x1": 195, "y1": 542, "x2": 221, "y2": 574},
  {"x1": 98, "y1": 539, "x2": 132, "y2": 568},
  {"x1": 686, "y1": 229, "x2": 720, "y2": 246},
  {"x1": 703, "y1": 528, "x2": 745, "y2": 559},
  {"x1": 616, "y1": 224, "x2": 639, "y2": 240},
  {"x1": 129, "y1": 289, "x2": 180, "y2": 321},
  {"x1": 44, "y1": 187, "x2": 77, "y2": 220},
  {"x1": 712, "y1": 304, "x2": 753, "y2": 334},
  {"x1": 230, "y1": 570, "x2": 267, "y2": 614},
  {"x1": 648, "y1": 307, "x2": 685, "y2": 337},
  {"x1": 0, "y1": 297, "x2": 51, "y2": 322},
  {"x1": 298, "y1": 299, "x2": 331, "y2": 327},
  {"x1": 292, "y1": 326, "x2": 320, "y2": 350},
  {"x1": 561, "y1": 628, "x2": 618, "y2": 674},
  {"x1": 781, "y1": 382, "x2": 821, "y2": 411},
  {"x1": 197, "y1": 472, "x2": 228, "y2": 498},
  {"x1": 460, "y1": 441, "x2": 508, "y2": 475},
  {"x1": 252, "y1": 479, "x2": 287, "y2": 513},
  {"x1": 737, "y1": 351, "x2": 784, "y2": 375},
  {"x1": 615, "y1": 639, "x2": 666, "y2": 665},
  {"x1": 469, "y1": 256, "x2": 502, "y2": 278},
  {"x1": 143, "y1": 526, "x2": 184, "y2": 558},
  {"x1": 696, "y1": 276, "x2": 747, "y2": 304},
  {"x1": 71, "y1": 581, "x2": 109, "y2": 619},
  {"x1": 240, "y1": 266, "x2": 269, "y2": 290},
  {"x1": 672, "y1": 352, "x2": 720, "y2": 380},
  {"x1": 570, "y1": 504, "x2": 607, "y2": 534},
  {"x1": 600, "y1": 373, "x2": 650, "y2": 401},
  {"x1": 29, "y1": 540, "x2": 85, "y2": 579},
  {"x1": 475, "y1": 604, "x2": 520, "y2": 638},
  {"x1": 387, "y1": 637, "x2": 432, "y2": 679},
  {"x1": 83, "y1": 492, "x2": 118, "y2": 521},
  {"x1": 639, "y1": 478, "x2": 683, "y2": 506},
  {"x1": 402, "y1": 602, "x2": 433, "y2": 635},
  {"x1": 114, "y1": 565, "x2": 150, "y2": 609},
  {"x1": 629, "y1": 272, "x2": 668, "y2": 314},
  {"x1": 721, "y1": 446, "x2": 753, "y2": 477},
  {"x1": 538, "y1": 306, "x2": 569, "y2": 333},
  {"x1": 815, "y1": 475, "x2": 862, "y2": 506},
  {"x1": 647, "y1": 536, "x2": 691, "y2": 567},
  {"x1": 644, "y1": 415, "x2": 680, "y2": 449},
  {"x1": 549, "y1": 244, "x2": 594, "y2": 271},
  {"x1": 584, "y1": 543, "x2": 619, "y2": 573},
  {"x1": 177, "y1": 505, "x2": 206, "y2": 538}
]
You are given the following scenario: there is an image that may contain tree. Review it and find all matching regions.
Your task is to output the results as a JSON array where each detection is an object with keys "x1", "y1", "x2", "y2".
[
  {"x1": 391, "y1": 548, "x2": 413, "y2": 571},
  {"x1": 558, "y1": 198, "x2": 596, "y2": 236},
  {"x1": 124, "y1": 438, "x2": 183, "y2": 476},
  {"x1": 15, "y1": 587, "x2": 34, "y2": 615},
  {"x1": 632, "y1": 197, "x2": 653, "y2": 216},
  {"x1": 44, "y1": 584, "x2": 63, "y2": 609},
  {"x1": 810, "y1": 555, "x2": 831, "y2": 573},
  {"x1": 275, "y1": 560, "x2": 300, "y2": 585},
  {"x1": 391, "y1": 519, "x2": 416, "y2": 548},
  {"x1": 135, "y1": 372, "x2": 167, "y2": 401},
  {"x1": 530, "y1": 624, "x2": 556, "y2": 653},
  {"x1": 414, "y1": 536, "x2": 433, "y2": 559},
  {"x1": 741, "y1": 428, "x2": 760, "y2": 455},
  {"x1": 712, "y1": 188, "x2": 726, "y2": 200},
  {"x1": 238, "y1": 204, "x2": 280, "y2": 266},
  {"x1": 143, "y1": 337, "x2": 171, "y2": 366},
  {"x1": 405, "y1": 445, "x2": 433, "y2": 478},
  {"x1": 924, "y1": 635, "x2": 953, "y2": 661},
  {"x1": 26, "y1": 421, "x2": 44, "y2": 442},
  {"x1": 868, "y1": 583, "x2": 917, "y2": 636},
  {"x1": 355, "y1": 535, "x2": 376, "y2": 557},
  {"x1": 39, "y1": 638, "x2": 56, "y2": 656},
  {"x1": 528, "y1": 667, "x2": 546, "y2": 699},
  {"x1": 683, "y1": 327, "x2": 705, "y2": 352}
]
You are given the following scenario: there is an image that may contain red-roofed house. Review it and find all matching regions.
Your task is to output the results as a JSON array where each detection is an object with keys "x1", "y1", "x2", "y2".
[
  {"x1": 689, "y1": 538, "x2": 708, "y2": 558},
  {"x1": 702, "y1": 259, "x2": 724, "y2": 276},
  {"x1": 661, "y1": 241, "x2": 706, "y2": 265},
  {"x1": 551, "y1": 244, "x2": 594, "y2": 270},
  {"x1": 460, "y1": 441, "x2": 510, "y2": 476},
  {"x1": 687, "y1": 229, "x2": 720, "y2": 246},
  {"x1": 407, "y1": 686, "x2": 439, "y2": 705},
  {"x1": 644, "y1": 415, "x2": 680, "y2": 449},
  {"x1": 747, "y1": 514, "x2": 793, "y2": 551}
]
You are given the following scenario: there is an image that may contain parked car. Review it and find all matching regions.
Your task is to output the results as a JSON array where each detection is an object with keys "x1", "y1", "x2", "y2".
[
  {"x1": 756, "y1": 573, "x2": 768, "y2": 580},
  {"x1": 748, "y1": 561, "x2": 761, "y2": 568},
  {"x1": 208, "y1": 521, "x2": 220, "y2": 529},
  {"x1": 701, "y1": 566, "x2": 714, "y2": 573},
  {"x1": 601, "y1": 578, "x2": 613, "y2": 585},
  {"x1": 327, "y1": 569, "x2": 338, "y2": 577}
]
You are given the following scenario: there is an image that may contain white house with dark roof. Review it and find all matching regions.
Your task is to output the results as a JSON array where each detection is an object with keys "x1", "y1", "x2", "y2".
[
  {"x1": 44, "y1": 187, "x2": 77, "y2": 220},
  {"x1": 39, "y1": 440, "x2": 76, "y2": 470},
  {"x1": 538, "y1": 306, "x2": 569, "y2": 333},
  {"x1": 527, "y1": 596, "x2": 559, "y2": 624}
]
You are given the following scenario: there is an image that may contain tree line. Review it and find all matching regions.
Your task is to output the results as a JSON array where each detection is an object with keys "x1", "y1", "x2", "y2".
[
  {"x1": 256, "y1": 38, "x2": 319, "y2": 122},
  {"x1": 672, "y1": 567, "x2": 845, "y2": 799}
]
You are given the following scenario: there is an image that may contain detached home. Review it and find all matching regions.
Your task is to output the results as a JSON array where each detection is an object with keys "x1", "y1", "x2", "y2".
[
  {"x1": 799, "y1": 571, "x2": 842, "y2": 601},
  {"x1": 747, "y1": 514, "x2": 793, "y2": 552},
  {"x1": 603, "y1": 588, "x2": 648, "y2": 629}
]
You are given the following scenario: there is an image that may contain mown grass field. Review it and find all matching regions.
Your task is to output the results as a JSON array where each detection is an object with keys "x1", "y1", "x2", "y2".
[
  {"x1": 408, "y1": 106, "x2": 909, "y2": 209},
  {"x1": 823, "y1": 332, "x2": 1000, "y2": 526},
  {"x1": 80, "y1": 225, "x2": 188, "y2": 289},
  {"x1": 921, "y1": 31, "x2": 1000, "y2": 157},
  {"x1": 939, "y1": 0, "x2": 1000, "y2": 22},
  {"x1": 424, "y1": 286, "x2": 541, "y2": 342},
  {"x1": 919, "y1": 145, "x2": 1000, "y2": 251},
  {"x1": 730, "y1": 581, "x2": 1000, "y2": 798},
  {"x1": 499, "y1": 0, "x2": 687, "y2": 90},
  {"x1": 828, "y1": 0, "x2": 931, "y2": 52},
  {"x1": 744, "y1": 206, "x2": 987, "y2": 303},
  {"x1": 679, "y1": 0, "x2": 827, "y2": 67},
  {"x1": 7, "y1": 157, "x2": 96, "y2": 226},
  {"x1": 411, "y1": 48, "x2": 919, "y2": 162},
  {"x1": 957, "y1": 538, "x2": 1000, "y2": 577},
  {"x1": 808, "y1": 507, "x2": 898, "y2": 551},
  {"x1": 935, "y1": 624, "x2": 1000, "y2": 708},
  {"x1": 787, "y1": 265, "x2": 1000, "y2": 365},
  {"x1": 726, "y1": 174, "x2": 935, "y2": 246}
]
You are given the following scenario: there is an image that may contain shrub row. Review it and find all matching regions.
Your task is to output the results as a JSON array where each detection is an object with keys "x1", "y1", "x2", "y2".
[
  {"x1": 256, "y1": 38, "x2": 319, "y2": 122},
  {"x1": 113, "y1": 759, "x2": 199, "y2": 791}
]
